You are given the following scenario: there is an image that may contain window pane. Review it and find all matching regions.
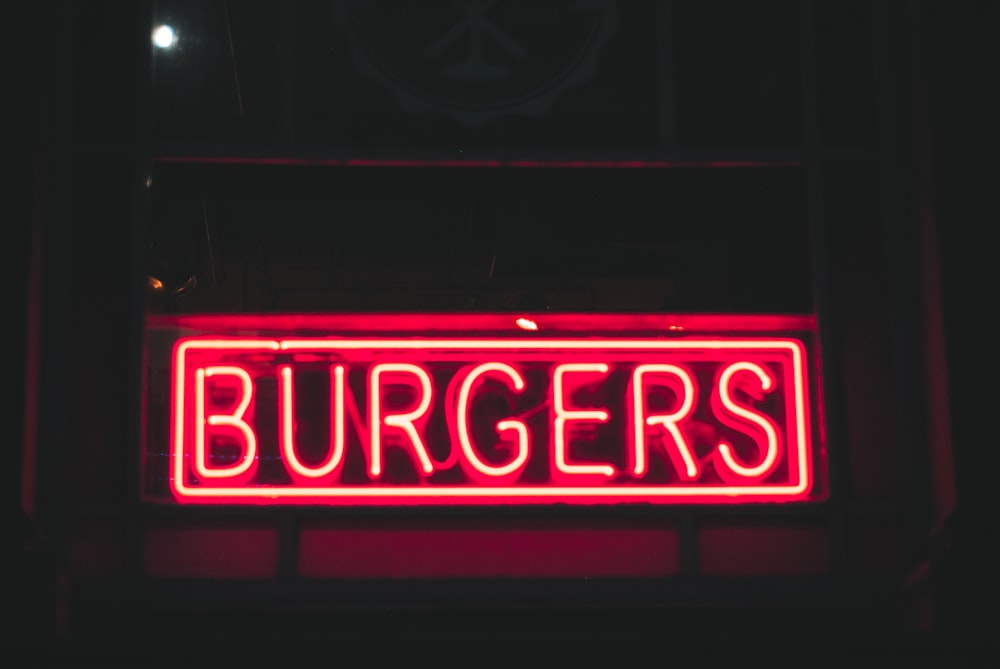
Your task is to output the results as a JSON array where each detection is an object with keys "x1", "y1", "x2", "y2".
[
  {"x1": 673, "y1": 0, "x2": 802, "y2": 148},
  {"x1": 294, "y1": 0, "x2": 659, "y2": 148},
  {"x1": 147, "y1": 164, "x2": 811, "y2": 315},
  {"x1": 151, "y1": 0, "x2": 280, "y2": 141}
]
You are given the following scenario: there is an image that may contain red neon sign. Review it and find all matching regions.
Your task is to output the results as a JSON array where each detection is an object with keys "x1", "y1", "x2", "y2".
[{"x1": 144, "y1": 314, "x2": 825, "y2": 506}]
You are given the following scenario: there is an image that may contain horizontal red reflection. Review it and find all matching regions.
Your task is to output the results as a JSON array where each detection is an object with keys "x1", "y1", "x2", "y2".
[
  {"x1": 143, "y1": 526, "x2": 279, "y2": 578},
  {"x1": 298, "y1": 527, "x2": 680, "y2": 578},
  {"x1": 698, "y1": 525, "x2": 830, "y2": 576},
  {"x1": 162, "y1": 330, "x2": 820, "y2": 506}
]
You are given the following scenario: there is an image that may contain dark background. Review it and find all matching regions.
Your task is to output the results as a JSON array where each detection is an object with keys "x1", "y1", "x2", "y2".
[{"x1": 7, "y1": 0, "x2": 995, "y2": 659}]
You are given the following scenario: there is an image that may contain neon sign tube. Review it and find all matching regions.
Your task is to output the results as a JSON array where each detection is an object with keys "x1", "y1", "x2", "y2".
[{"x1": 156, "y1": 324, "x2": 822, "y2": 506}]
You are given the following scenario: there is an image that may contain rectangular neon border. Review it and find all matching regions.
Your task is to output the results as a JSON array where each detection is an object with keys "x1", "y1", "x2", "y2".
[{"x1": 169, "y1": 336, "x2": 815, "y2": 505}]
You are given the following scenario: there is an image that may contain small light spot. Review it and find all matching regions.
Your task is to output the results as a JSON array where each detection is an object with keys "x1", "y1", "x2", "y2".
[
  {"x1": 152, "y1": 25, "x2": 177, "y2": 49},
  {"x1": 515, "y1": 317, "x2": 538, "y2": 331},
  {"x1": 668, "y1": 325, "x2": 685, "y2": 331}
]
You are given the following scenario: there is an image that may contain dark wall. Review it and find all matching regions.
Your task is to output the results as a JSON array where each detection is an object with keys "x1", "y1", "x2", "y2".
[
  {"x1": 920, "y1": 0, "x2": 995, "y2": 644},
  {"x1": 9, "y1": 0, "x2": 991, "y2": 658}
]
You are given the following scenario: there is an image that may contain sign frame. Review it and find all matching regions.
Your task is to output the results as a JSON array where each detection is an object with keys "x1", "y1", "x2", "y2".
[{"x1": 143, "y1": 313, "x2": 826, "y2": 507}]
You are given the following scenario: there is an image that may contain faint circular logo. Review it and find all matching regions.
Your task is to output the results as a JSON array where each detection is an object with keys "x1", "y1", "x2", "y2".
[{"x1": 330, "y1": 0, "x2": 619, "y2": 126}]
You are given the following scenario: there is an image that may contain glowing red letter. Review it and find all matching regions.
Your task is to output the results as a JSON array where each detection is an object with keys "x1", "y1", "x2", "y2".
[
  {"x1": 629, "y1": 364, "x2": 699, "y2": 480},
  {"x1": 194, "y1": 365, "x2": 258, "y2": 482},
  {"x1": 552, "y1": 363, "x2": 615, "y2": 478},
  {"x1": 455, "y1": 362, "x2": 529, "y2": 480},
  {"x1": 369, "y1": 363, "x2": 435, "y2": 478},
  {"x1": 278, "y1": 365, "x2": 346, "y2": 482},
  {"x1": 714, "y1": 362, "x2": 780, "y2": 479}
]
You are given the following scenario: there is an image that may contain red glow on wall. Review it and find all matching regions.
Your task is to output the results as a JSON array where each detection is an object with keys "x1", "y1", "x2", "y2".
[
  {"x1": 145, "y1": 313, "x2": 824, "y2": 506},
  {"x1": 143, "y1": 524, "x2": 280, "y2": 579},
  {"x1": 297, "y1": 524, "x2": 681, "y2": 578}
]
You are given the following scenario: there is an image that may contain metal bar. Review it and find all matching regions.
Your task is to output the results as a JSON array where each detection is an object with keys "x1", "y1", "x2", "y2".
[
  {"x1": 279, "y1": 0, "x2": 295, "y2": 144},
  {"x1": 221, "y1": 0, "x2": 245, "y2": 117},
  {"x1": 655, "y1": 1, "x2": 677, "y2": 148},
  {"x1": 130, "y1": 143, "x2": 876, "y2": 163},
  {"x1": 905, "y1": 0, "x2": 957, "y2": 531},
  {"x1": 150, "y1": 148, "x2": 804, "y2": 169},
  {"x1": 278, "y1": 514, "x2": 299, "y2": 582},
  {"x1": 126, "y1": 0, "x2": 155, "y2": 588},
  {"x1": 29, "y1": 0, "x2": 81, "y2": 642},
  {"x1": 679, "y1": 513, "x2": 698, "y2": 579},
  {"x1": 797, "y1": 0, "x2": 847, "y2": 577},
  {"x1": 124, "y1": 502, "x2": 839, "y2": 522},
  {"x1": 870, "y1": 0, "x2": 932, "y2": 563}
]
